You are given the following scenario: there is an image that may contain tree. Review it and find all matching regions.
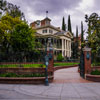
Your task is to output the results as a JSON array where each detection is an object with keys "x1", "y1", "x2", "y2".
[
  {"x1": 6, "y1": 2, "x2": 25, "y2": 20},
  {"x1": 71, "y1": 34, "x2": 75, "y2": 59},
  {"x1": 0, "y1": 14, "x2": 35, "y2": 53},
  {"x1": 0, "y1": 0, "x2": 25, "y2": 20},
  {"x1": 81, "y1": 21, "x2": 84, "y2": 49},
  {"x1": 85, "y1": 13, "x2": 100, "y2": 62},
  {"x1": 68, "y1": 15, "x2": 72, "y2": 33},
  {"x1": 0, "y1": 0, "x2": 7, "y2": 14},
  {"x1": 62, "y1": 16, "x2": 66, "y2": 31},
  {"x1": 11, "y1": 22, "x2": 35, "y2": 52},
  {"x1": 75, "y1": 26, "x2": 79, "y2": 59}
]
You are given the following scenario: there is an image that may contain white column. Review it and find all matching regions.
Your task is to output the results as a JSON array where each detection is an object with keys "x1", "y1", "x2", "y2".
[
  {"x1": 70, "y1": 41, "x2": 71, "y2": 57},
  {"x1": 67, "y1": 40, "x2": 68, "y2": 57},
  {"x1": 62, "y1": 39, "x2": 64, "y2": 57},
  {"x1": 65, "y1": 39, "x2": 66, "y2": 56}
]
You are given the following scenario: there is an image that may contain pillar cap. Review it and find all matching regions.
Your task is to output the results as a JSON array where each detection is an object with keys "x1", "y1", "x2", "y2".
[{"x1": 83, "y1": 47, "x2": 91, "y2": 52}]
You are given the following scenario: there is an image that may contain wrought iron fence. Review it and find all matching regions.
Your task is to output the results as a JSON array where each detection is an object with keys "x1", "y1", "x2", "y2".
[{"x1": 0, "y1": 51, "x2": 45, "y2": 63}]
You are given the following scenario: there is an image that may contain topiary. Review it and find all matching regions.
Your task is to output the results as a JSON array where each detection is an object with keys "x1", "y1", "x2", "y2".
[{"x1": 57, "y1": 53, "x2": 64, "y2": 61}]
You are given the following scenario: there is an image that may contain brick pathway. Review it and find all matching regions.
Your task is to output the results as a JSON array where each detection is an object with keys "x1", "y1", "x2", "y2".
[
  {"x1": 54, "y1": 67, "x2": 92, "y2": 83},
  {"x1": 0, "y1": 67, "x2": 99, "y2": 100}
]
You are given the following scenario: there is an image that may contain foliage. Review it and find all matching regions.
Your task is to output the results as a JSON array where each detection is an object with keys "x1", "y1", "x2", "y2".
[
  {"x1": 0, "y1": 0, "x2": 25, "y2": 20},
  {"x1": 11, "y1": 22, "x2": 35, "y2": 52},
  {"x1": 91, "y1": 70, "x2": 100, "y2": 75},
  {"x1": 81, "y1": 21, "x2": 84, "y2": 49},
  {"x1": 0, "y1": 73, "x2": 45, "y2": 77},
  {"x1": 0, "y1": 14, "x2": 35, "y2": 54},
  {"x1": 92, "y1": 62, "x2": 100, "y2": 66},
  {"x1": 85, "y1": 13, "x2": 100, "y2": 63},
  {"x1": 0, "y1": 0, "x2": 7, "y2": 15},
  {"x1": 57, "y1": 53, "x2": 64, "y2": 61},
  {"x1": 7, "y1": 2, "x2": 25, "y2": 20},
  {"x1": 68, "y1": 15, "x2": 72, "y2": 33},
  {"x1": 85, "y1": 13, "x2": 100, "y2": 53},
  {"x1": 62, "y1": 16, "x2": 66, "y2": 31},
  {"x1": 54, "y1": 62, "x2": 79, "y2": 67},
  {"x1": 73, "y1": 26, "x2": 79, "y2": 59}
]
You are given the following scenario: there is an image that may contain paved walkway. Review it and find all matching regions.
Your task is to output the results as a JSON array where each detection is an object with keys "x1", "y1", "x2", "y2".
[
  {"x1": 54, "y1": 67, "x2": 91, "y2": 83},
  {"x1": 0, "y1": 67, "x2": 100, "y2": 100}
]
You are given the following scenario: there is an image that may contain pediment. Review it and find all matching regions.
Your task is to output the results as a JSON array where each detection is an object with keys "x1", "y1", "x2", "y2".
[{"x1": 65, "y1": 31, "x2": 73, "y2": 38}]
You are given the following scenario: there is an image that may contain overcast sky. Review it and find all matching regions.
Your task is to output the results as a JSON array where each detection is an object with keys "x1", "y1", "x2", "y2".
[{"x1": 6, "y1": 0, "x2": 100, "y2": 36}]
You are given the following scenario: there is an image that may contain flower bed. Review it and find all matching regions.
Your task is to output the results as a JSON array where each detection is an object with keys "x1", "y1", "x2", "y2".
[
  {"x1": 0, "y1": 67, "x2": 54, "y2": 84},
  {"x1": 86, "y1": 74, "x2": 100, "y2": 82},
  {"x1": 86, "y1": 66, "x2": 100, "y2": 82}
]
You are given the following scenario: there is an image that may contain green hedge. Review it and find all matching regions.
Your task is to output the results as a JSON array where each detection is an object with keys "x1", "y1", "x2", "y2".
[
  {"x1": 0, "y1": 73, "x2": 45, "y2": 77},
  {"x1": 91, "y1": 70, "x2": 100, "y2": 75}
]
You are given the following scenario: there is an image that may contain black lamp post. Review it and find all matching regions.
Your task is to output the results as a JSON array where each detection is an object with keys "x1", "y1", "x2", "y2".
[{"x1": 44, "y1": 37, "x2": 53, "y2": 86}]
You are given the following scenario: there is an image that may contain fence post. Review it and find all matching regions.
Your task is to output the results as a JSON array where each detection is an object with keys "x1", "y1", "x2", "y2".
[{"x1": 83, "y1": 47, "x2": 91, "y2": 76}]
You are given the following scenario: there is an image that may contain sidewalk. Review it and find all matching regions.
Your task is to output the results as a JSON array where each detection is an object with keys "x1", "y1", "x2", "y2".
[
  {"x1": 54, "y1": 67, "x2": 92, "y2": 83},
  {"x1": 0, "y1": 67, "x2": 100, "y2": 100}
]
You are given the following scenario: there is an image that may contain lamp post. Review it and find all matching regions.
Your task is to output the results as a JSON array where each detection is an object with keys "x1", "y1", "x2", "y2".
[
  {"x1": 44, "y1": 38, "x2": 49, "y2": 86},
  {"x1": 44, "y1": 37, "x2": 53, "y2": 86}
]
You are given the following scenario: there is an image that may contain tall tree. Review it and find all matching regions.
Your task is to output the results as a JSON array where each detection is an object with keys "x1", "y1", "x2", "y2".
[
  {"x1": 68, "y1": 15, "x2": 72, "y2": 33},
  {"x1": 85, "y1": 13, "x2": 100, "y2": 62},
  {"x1": 81, "y1": 21, "x2": 84, "y2": 49},
  {"x1": 71, "y1": 34, "x2": 75, "y2": 59},
  {"x1": 75, "y1": 26, "x2": 79, "y2": 59},
  {"x1": 62, "y1": 16, "x2": 66, "y2": 31}
]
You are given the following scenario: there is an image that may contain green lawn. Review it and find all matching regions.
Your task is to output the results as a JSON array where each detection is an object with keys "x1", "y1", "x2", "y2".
[
  {"x1": 0, "y1": 64, "x2": 46, "y2": 68},
  {"x1": 54, "y1": 62, "x2": 79, "y2": 67},
  {"x1": 0, "y1": 62, "x2": 79, "y2": 68}
]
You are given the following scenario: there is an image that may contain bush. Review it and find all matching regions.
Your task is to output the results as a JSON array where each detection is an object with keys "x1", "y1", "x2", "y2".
[
  {"x1": 91, "y1": 70, "x2": 100, "y2": 75},
  {"x1": 0, "y1": 73, "x2": 45, "y2": 77},
  {"x1": 92, "y1": 63, "x2": 100, "y2": 66},
  {"x1": 57, "y1": 53, "x2": 64, "y2": 61}
]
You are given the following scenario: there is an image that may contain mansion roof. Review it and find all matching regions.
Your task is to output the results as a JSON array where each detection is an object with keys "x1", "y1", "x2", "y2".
[{"x1": 30, "y1": 17, "x2": 73, "y2": 39}]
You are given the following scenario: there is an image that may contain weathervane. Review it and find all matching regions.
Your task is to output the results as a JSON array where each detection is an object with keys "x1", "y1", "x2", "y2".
[{"x1": 46, "y1": 11, "x2": 48, "y2": 18}]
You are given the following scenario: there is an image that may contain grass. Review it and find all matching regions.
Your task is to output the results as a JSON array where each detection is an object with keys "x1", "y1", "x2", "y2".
[
  {"x1": 0, "y1": 62, "x2": 79, "y2": 68},
  {"x1": 91, "y1": 63, "x2": 100, "y2": 67},
  {"x1": 54, "y1": 62, "x2": 79, "y2": 67},
  {"x1": 0, "y1": 64, "x2": 46, "y2": 68}
]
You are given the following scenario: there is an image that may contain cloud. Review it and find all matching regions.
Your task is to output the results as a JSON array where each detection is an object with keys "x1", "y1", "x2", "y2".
[
  {"x1": 6, "y1": 0, "x2": 89, "y2": 35},
  {"x1": 7, "y1": 0, "x2": 82, "y2": 16},
  {"x1": 32, "y1": 0, "x2": 82, "y2": 16}
]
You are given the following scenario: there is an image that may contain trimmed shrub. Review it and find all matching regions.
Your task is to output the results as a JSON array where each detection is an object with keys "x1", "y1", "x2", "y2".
[
  {"x1": 91, "y1": 70, "x2": 100, "y2": 75},
  {"x1": 57, "y1": 53, "x2": 64, "y2": 61}
]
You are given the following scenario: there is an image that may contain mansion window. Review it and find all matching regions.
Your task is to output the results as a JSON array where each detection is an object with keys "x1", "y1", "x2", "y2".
[
  {"x1": 49, "y1": 29, "x2": 53, "y2": 33},
  {"x1": 42, "y1": 29, "x2": 47, "y2": 33}
]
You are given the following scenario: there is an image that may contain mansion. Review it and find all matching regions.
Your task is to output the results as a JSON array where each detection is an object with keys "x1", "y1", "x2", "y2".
[{"x1": 30, "y1": 17, "x2": 73, "y2": 59}]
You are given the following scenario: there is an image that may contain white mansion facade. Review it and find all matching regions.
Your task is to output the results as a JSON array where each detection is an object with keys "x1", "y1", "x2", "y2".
[{"x1": 30, "y1": 17, "x2": 73, "y2": 59}]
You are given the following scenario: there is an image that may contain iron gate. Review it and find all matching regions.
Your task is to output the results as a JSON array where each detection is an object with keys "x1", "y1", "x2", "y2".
[{"x1": 80, "y1": 51, "x2": 85, "y2": 78}]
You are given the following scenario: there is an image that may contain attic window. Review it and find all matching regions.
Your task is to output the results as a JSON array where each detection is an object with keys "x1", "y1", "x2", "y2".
[{"x1": 45, "y1": 20, "x2": 50, "y2": 25}]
